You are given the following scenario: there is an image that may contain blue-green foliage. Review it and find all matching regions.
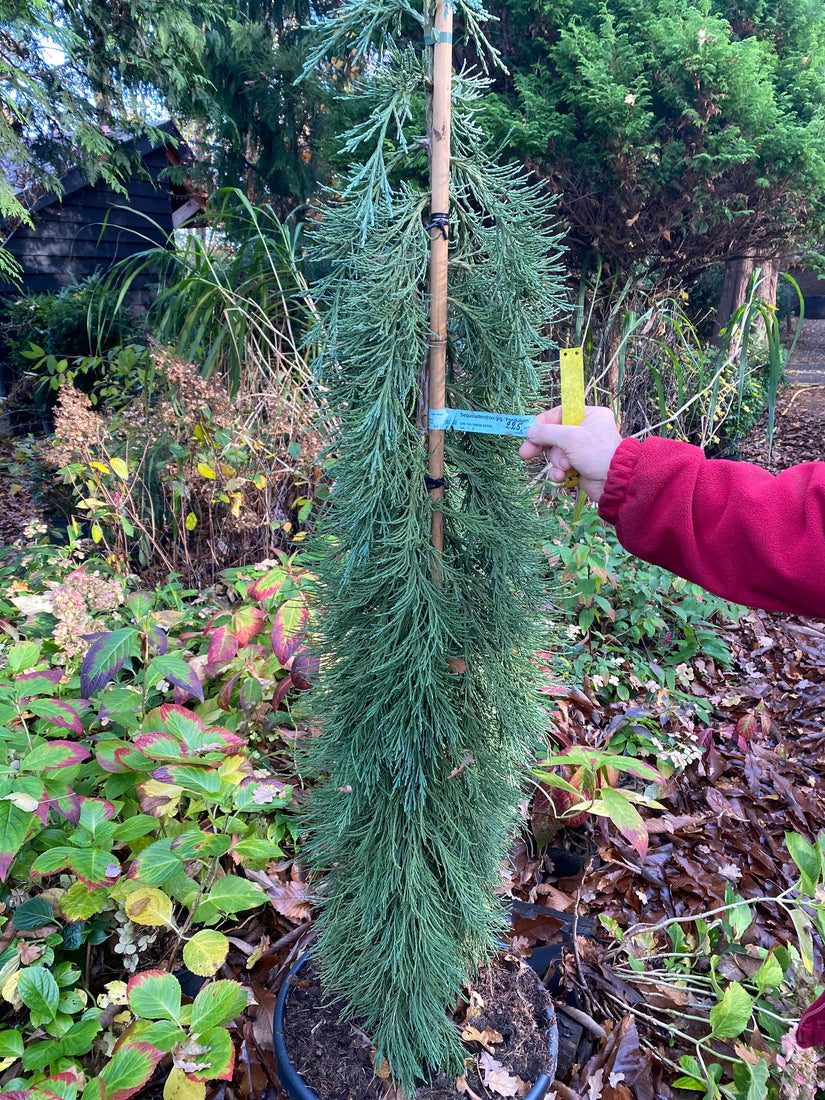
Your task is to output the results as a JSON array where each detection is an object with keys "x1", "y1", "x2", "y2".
[{"x1": 299, "y1": 1, "x2": 566, "y2": 1090}]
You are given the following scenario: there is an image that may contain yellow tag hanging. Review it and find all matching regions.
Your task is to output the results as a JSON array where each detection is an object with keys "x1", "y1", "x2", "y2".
[{"x1": 560, "y1": 347, "x2": 585, "y2": 489}]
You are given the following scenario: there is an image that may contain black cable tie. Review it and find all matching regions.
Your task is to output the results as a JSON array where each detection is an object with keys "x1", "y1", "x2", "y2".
[
  {"x1": 425, "y1": 212, "x2": 450, "y2": 240},
  {"x1": 425, "y1": 476, "x2": 445, "y2": 490}
]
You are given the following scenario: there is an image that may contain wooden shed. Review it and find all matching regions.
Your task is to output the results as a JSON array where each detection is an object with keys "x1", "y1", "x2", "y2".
[{"x1": 0, "y1": 122, "x2": 202, "y2": 298}]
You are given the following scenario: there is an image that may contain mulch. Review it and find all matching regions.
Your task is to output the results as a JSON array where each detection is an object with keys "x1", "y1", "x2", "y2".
[{"x1": 0, "y1": 437, "x2": 43, "y2": 547}]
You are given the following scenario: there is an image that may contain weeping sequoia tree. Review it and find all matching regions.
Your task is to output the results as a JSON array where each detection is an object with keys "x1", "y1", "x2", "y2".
[{"x1": 297, "y1": 0, "x2": 566, "y2": 1092}]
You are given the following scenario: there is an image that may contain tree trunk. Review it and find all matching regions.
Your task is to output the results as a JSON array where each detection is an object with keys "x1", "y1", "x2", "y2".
[{"x1": 713, "y1": 254, "x2": 779, "y2": 342}]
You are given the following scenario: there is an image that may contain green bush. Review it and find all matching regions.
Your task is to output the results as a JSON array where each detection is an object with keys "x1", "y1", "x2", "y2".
[
  {"x1": 0, "y1": 273, "x2": 146, "y2": 425},
  {"x1": 0, "y1": 540, "x2": 313, "y2": 1097},
  {"x1": 1, "y1": 273, "x2": 141, "y2": 368},
  {"x1": 543, "y1": 498, "x2": 741, "y2": 718}
]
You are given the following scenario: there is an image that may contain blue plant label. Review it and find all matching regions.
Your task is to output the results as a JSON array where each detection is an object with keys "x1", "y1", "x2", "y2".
[{"x1": 428, "y1": 409, "x2": 536, "y2": 436}]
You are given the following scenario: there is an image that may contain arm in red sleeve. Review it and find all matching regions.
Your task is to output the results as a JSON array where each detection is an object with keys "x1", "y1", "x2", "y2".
[{"x1": 597, "y1": 436, "x2": 825, "y2": 617}]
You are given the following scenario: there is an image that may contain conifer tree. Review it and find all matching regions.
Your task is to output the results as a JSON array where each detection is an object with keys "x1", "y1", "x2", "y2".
[{"x1": 300, "y1": 1, "x2": 566, "y2": 1090}]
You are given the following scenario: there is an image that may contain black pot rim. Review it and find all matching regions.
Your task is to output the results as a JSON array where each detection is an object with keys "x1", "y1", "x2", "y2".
[{"x1": 273, "y1": 950, "x2": 558, "y2": 1100}]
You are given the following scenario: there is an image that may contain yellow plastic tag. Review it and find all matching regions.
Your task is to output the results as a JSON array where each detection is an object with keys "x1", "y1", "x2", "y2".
[
  {"x1": 560, "y1": 347, "x2": 585, "y2": 489},
  {"x1": 560, "y1": 347, "x2": 585, "y2": 426}
]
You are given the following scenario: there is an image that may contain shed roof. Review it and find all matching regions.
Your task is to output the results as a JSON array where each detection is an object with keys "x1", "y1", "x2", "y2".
[{"x1": 0, "y1": 121, "x2": 202, "y2": 297}]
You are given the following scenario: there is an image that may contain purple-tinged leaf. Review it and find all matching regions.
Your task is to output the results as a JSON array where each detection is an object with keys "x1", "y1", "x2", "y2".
[
  {"x1": 95, "y1": 741, "x2": 131, "y2": 773},
  {"x1": 217, "y1": 672, "x2": 241, "y2": 711},
  {"x1": 247, "y1": 566, "x2": 287, "y2": 601},
  {"x1": 20, "y1": 740, "x2": 91, "y2": 772},
  {"x1": 271, "y1": 599, "x2": 307, "y2": 665},
  {"x1": 15, "y1": 669, "x2": 63, "y2": 699},
  {"x1": 239, "y1": 676, "x2": 264, "y2": 713},
  {"x1": 53, "y1": 790, "x2": 83, "y2": 825},
  {"x1": 290, "y1": 649, "x2": 318, "y2": 691},
  {"x1": 80, "y1": 628, "x2": 141, "y2": 698},
  {"x1": 272, "y1": 674, "x2": 295, "y2": 711},
  {"x1": 25, "y1": 699, "x2": 85, "y2": 735},
  {"x1": 207, "y1": 626, "x2": 239, "y2": 666},
  {"x1": 145, "y1": 656, "x2": 204, "y2": 704},
  {"x1": 16, "y1": 669, "x2": 62, "y2": 686},
  {"x1": 151, "y1": 765, "x2": 223, "y2": 797},
  {"x1": 147, "y1": 624, "x2": 168, "y2": 655}
]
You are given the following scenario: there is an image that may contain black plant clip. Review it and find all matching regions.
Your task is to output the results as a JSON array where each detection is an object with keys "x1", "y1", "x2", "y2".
[
  {"x1": 425, "y1": 476, "x2": 445, "y2": 491},
  {"x1": 425, "y1": 212, "x2": 450, "y2": 240}
]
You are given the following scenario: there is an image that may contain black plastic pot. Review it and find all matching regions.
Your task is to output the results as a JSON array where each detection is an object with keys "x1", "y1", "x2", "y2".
[{"x1": 273, "y1": 950, "x2": 559, "y2": 1100}]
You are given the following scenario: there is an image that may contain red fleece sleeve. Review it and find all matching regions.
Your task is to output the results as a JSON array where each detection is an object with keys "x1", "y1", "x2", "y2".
[{"x1": 597, "y1": 436, "x2": 825, "y2": 618}]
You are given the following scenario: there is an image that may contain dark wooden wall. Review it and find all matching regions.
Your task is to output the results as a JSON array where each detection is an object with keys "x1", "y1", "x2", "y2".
[{"x1": 0, "y1": 145, "x2": 175, "y2": 296}]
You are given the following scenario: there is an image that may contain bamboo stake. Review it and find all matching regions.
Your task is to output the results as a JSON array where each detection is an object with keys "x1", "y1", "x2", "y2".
[{"x1": 426, "y1": 0, "x2": 453, "y2": 557}]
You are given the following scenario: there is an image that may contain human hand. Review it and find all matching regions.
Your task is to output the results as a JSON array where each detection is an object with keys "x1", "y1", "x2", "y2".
[{"x1": 519, "y1": 405, "x2": 623, "y2": 504}]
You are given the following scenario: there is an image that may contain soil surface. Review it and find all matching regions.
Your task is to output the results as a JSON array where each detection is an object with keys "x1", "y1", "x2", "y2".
[{"x1": 281, "y1": 955, "x2": 556, "y2": 1100}]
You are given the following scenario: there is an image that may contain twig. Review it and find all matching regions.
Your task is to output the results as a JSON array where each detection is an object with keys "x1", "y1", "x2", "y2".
[
  {"x1": 555, "y1": 1003, "x2": 607, "y2": 1039},
  {"x1": 571, "y1": 874, "x2": 595, "y2": 1015},
  {"x1": 253, "y1": 919, "x2": 314, "y2": 961}
]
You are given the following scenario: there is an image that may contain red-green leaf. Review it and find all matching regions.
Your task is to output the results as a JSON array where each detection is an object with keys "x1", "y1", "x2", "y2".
[
  {"x1": 151, "y1": 766, "x2": 222, "y2": 798},
  {"x1": 270, "y1": 599, "x2": 307, "y2": 665},
  {"x1": 131, "y1": 732, "x2": 187, "y2": 763},
  {"x1": 156, "y1": 704, "x2": 202, "y2": 741},
  {"x1": 20, "y1": 740, "x2": 91, "y2": 772},
  {"x1": 25, "y1": 699, "x2": 85, "y2": 735},
  {"x1": 597, "y1": 787, "x2": 649, "y2": 861},
  {"x1": 134, "y1": 723, "x2": 243, "y2": 761},
  {"x1": 231, "y1": 605, "x2": 264, "y2": 645},
  {"x1": 99, "y1": 1041, "x2": 164, "y2": 1100},
  {"x1": 127, "y1": 970, "x2": 182, "y2": 1022},
  {"x1": 207, "y1": 627, "x2": 239, "y2": 666},
  {"x1": 80, "y1": 628, "x2": 141, "y2": 697},
  {"x1": 82, "y1": 1078, "x2": 106, "y2": 1100},
  {"x1": 185, "y1": 1027, "x2": 236, "y2": 1081},
  {"x1": 247, "y1": 566, "x2": 287, "y2": 601}
]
